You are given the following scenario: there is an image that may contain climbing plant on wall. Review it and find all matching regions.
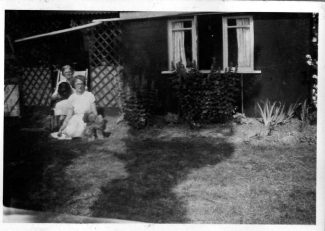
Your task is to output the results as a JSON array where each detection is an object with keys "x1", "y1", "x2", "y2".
[
  {"x1": 305, "y1": 13, "x2": 318, "y2": 108},
  {"x1": 169, "y1": 62, "x2": 241, "y2": 127}
]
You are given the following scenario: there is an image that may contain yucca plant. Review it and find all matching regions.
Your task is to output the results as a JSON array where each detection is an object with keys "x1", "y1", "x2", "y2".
[
  {"x1": 286, "y1": 101, "x2": 299, "y2": 122},
  {"x1": 257, "y1": 100, "x2": 287, "y2": 135},
  {"x1": 299, "y1": 99, "x2": 310, "y2": 131},
  {"x1": 273, "y1": 102, "x2": 286, "y2": 126},
  {"x1": 257, "y1": 100, "x2": 276, "y2": 128},
  {"x1": 300, "y1": 99, "x2": 308, "y2": 122}
]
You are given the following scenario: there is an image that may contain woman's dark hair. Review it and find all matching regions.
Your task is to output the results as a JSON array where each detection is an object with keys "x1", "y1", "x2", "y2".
[{"x1": 58, "y1": 82, "x2": 73, "y2": 99}]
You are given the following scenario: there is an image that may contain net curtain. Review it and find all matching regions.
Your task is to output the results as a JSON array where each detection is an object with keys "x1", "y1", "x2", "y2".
[
  {"x1": 236, "y1": 18, "x2": 251, "y2": 68},
  {"x1": 172, "y1": 22, "x2": 187, "y2": 68}
]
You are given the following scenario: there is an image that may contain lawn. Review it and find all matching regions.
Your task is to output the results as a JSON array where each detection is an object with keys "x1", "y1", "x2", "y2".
[{"x1": 3, "y1": 117, "x2": 316, "y2": 223}]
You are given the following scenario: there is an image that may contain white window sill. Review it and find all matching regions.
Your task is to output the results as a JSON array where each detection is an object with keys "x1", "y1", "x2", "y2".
[{"x1": 161, "y1": 70, "x2": 262, "y2": 74}]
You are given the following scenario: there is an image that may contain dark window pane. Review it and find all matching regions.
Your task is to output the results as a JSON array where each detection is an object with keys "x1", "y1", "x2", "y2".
[
  {"x1": 228, "y1": 18, "x2": 236, "y2": 26},
  {"x1": 184, "y1": 30, "x2": 192, "y2": 67},
  {"x1": 183, "y1": 21, "x2": 192, "y2": 28},
  {"x1": 198, "y1": 14, "x2": 223, "y2": 69},
  {"x1": 228, "y1": 28, "x2": 238, "y2": 67}
]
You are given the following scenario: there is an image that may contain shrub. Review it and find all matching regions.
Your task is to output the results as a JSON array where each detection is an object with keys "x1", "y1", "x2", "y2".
[
  {"x1": 202, "y1": 66, "x2": 241, "y2": 123},
  {"x1": 169, "y1": 62, "x2": 241, "y2": 127},
  {"x1": 164, "y1": 112, "x2": 179, "y2": 124},
  {"x1": 122, "y1": 84, "x2": 157, "y2": 130},
  {"x1": 306, "y1": 54, "x2": 318, "y2": 108},
  {"x1": 305, "y1": 13, "x2": 318, "y2": 108}
]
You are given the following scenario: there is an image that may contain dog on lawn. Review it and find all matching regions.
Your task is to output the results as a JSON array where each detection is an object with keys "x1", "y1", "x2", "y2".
[{"x1": 83, "y1": 112, "x2": 106, "y2": 141}]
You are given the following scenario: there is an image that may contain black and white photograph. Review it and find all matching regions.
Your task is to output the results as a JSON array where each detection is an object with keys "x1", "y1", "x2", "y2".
[{"x1": 1, "y1": 0, "x2": 324, "y2": 229}]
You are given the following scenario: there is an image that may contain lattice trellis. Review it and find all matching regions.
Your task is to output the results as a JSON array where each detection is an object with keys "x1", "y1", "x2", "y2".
[
  {"x1": 4, "y1": 84, "x2": 20, "y2": 116},
  {"x1": 21, "y1": 67, "x2": 52, "y2": 106},
  {"x1": 90, "y1": 66, "x2": 123, "y2": 107},
  {"x1": 89, "y1": 21, "x2": 123, "y2": 108}
]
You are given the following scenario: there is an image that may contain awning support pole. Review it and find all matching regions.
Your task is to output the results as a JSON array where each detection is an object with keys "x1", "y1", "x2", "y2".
[{"x1": 241, "y1": 73, "x2": 244, "y2": 114}]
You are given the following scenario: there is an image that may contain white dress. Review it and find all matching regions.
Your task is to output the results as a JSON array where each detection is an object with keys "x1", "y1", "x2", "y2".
[
  {"x1": 53, "y1": 78, "x2": 75, "y2": 116},
  {"x1": 63, "y1": 91, "x2": 96, "y2": 137}
]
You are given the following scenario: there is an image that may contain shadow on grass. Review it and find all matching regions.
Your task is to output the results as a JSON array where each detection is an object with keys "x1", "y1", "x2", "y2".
[
  {"x1": 90, "y1": 136, "x2": 234, "y2": 223},
  {"x1": 3, "y1": 118, "x2": 92, "y2": 212},
  {"x1": 4, "y1": 116, "x2": 235, "y2": 223}
]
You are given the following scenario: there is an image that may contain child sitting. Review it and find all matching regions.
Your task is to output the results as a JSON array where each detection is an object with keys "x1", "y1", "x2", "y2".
[{"x1": 83, "y1": 112, "x2": 106, "y2": 141}]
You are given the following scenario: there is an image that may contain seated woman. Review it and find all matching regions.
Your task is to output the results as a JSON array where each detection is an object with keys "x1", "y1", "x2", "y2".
[
  {"x1": 51, "y1": 75, "x2": 97, "y2": 139},
  {"x1": 51, "y1": 65, "x2": 75, "y2": 125},
  {"x1": 52, "y1": 65, "x2": 75, "y2": 98}
]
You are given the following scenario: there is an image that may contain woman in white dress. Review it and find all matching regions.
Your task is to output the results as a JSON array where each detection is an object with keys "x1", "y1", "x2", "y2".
[{"x1": 51, "y1": 75, "x2": 97, "y2": 139}]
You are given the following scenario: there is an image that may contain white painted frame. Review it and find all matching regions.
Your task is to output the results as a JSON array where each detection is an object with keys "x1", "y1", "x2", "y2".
[
  {"x1": 167, "y1": 16, "x2": 198, "y2": 70},
  {"x1": 222, "y1": 15, "x2": 254, "y2": 72}
]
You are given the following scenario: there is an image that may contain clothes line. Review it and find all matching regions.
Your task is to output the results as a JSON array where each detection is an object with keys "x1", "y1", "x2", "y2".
[{"x1": 14, "y1": 21, "x2": 102, "y2": 43}]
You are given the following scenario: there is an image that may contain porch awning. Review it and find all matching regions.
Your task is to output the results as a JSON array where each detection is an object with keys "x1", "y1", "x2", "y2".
[{"x1": 14, "y1": 21, "x2": 104, "y2": 43}]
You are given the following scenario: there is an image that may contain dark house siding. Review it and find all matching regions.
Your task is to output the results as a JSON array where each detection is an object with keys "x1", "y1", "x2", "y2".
[
  {"x1": 121, "y1": 13, "x2": 313, "y2": 116},
  {"x1": 121, "y1": 19, "x2": 168, "y2": 75},
  {"x1": 121, "y1": 18, "x2": 170, "y2": 113},
  {"x1": 249, "y1": 13, "x2": 312, "y2": 115}
]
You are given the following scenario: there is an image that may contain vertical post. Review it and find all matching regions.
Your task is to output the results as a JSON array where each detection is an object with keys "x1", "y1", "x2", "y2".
[{"x1": 241, "y1": 74, "x2": 244, "y2": 114}]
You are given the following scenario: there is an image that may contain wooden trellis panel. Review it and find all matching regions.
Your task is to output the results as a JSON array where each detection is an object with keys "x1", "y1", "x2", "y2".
[
  {"x1": 21, "y1": 67, "x2": 52, "y2": 106},
  {"x1": 4, "y1": 84, "x2": 20, "y2": 116},
  {"x1": 90, "y1": 65, "x2": 122, "y2": 107},
  {"x1": 89, "y1": 21, "x2": 122, "y2": 108}
]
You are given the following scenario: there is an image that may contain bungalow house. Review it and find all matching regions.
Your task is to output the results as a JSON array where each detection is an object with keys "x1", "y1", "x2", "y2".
[
  {"x1": 5, "y1": 11, "x2": 315, "y2": 117},
  {"x1": 118, "y1": 12, "x2": 315, "y2": 115}
]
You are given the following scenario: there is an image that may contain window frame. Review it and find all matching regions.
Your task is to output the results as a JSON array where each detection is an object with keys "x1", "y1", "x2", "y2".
[
  {"x1": 167, "y1": 16, "x2": 198, "y2": 70},
  {"x1": 222, "y1": 15, "x2": 254, "y2": 72}
]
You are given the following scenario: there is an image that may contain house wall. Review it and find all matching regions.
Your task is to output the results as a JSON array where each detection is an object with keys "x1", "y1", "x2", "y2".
[
  {"x1": 121, "y1": 13, "x2": 313, "y2": 116},
  {"x1": 121, "y1": 18, "x2": 172, "y2": 113},
  {"x1": 249, "y1": 13, "x2": 312, "y2": 115}
]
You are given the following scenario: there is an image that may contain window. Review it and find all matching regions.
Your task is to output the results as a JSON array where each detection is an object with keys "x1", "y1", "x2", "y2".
[
  {"x1": 168, "y1": 17, "x2": 197, "y2": 70},
  {"x1": 222, "y1": 16, "x2": 254, "y2": 71},
  {"x1": 164, "y1": 15, "x2": 258, "y2": 74},
  {"x1": 197, "y1": 14, "x2": 223, "y2": 70}
]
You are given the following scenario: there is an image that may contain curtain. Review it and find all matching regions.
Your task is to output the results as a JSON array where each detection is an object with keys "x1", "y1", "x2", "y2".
[
  {"x1": 236, "y1": 18, "x2": 251, "y2": 67},
  {"x1": 172, "y1": 22, "x2": 187, "y2": 68}
]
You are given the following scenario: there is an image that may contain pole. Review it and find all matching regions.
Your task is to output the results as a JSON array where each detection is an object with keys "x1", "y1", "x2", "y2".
[{"x1": 241, "y1": 74, "x2": 244, "y2": 114}]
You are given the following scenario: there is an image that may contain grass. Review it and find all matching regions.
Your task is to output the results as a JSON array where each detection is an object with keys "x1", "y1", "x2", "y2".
[
  {"x1": 173, "y1": 144, "x2": 315, "y2": 223},
  {"x1": 3, "y1": 118, "x2": 316, "y2": 223}
]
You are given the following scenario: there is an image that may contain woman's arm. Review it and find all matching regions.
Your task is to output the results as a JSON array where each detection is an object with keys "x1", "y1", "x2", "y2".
[
  {"x1": 90, "y1": 103, "x2": 98, "y2": 116},
  {"x1": 58, "y1": 108, "x2": 73, "y2": 135},
  {"x1": 51, "y1": 91, "x2": 61, "y2": 101}
]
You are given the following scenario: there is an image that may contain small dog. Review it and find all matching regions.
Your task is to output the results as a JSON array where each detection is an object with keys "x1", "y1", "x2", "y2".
[{"x1": 83, "y1": 113, "x2": 106, "y2": 141}]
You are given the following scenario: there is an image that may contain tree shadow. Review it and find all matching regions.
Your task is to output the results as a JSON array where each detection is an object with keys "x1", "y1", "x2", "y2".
[
  {"x1": 3, "y1": 118, "x2": 92, "y2": 212},
  {"x1": 90, "y1": 136, "x2": 234, "y2": 223},
  {"x1": 4, "y1": 116, "x2": 235, "y2": 223}
]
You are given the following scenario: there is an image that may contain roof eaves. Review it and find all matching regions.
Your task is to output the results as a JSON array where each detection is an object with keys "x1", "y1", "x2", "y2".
[{"x1": 93, "y1": 11, "x2": 226, "y2": 22}]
